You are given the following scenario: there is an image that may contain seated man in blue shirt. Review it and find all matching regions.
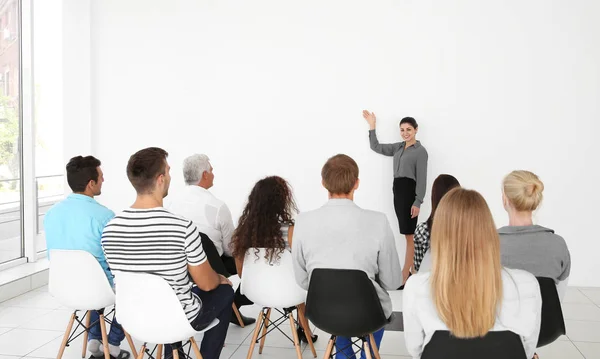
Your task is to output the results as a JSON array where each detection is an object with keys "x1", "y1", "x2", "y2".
[{"x1": 44, "y1": 156, "x2": 128, "y2": 359}]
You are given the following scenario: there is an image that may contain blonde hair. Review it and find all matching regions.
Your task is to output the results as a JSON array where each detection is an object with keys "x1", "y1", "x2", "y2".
[
  {"x1": 430, "y1": 188, "x2": 503, "y2": 338},
  {"x1": 503, "y1": 170, "x2": 544, "y2": 212}
]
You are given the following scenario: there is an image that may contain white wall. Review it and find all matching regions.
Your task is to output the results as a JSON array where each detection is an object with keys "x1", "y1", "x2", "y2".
[{"x1": 88, "y1": 0, "x2": 600, "y2": 286}]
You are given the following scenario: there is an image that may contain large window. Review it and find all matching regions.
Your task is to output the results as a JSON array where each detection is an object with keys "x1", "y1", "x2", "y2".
[
  {"x1": 33, "y1": 0, "x2": 63, "y2": 253},
  {"x1": 0, "y1": 0, "x2": 64, "y2": 267},
  {"x1": 0, "y1": 0, "x2": 22, "y2": 265}
]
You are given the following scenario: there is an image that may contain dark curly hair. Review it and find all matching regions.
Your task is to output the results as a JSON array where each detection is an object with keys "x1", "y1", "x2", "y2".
[{"x1": 231, "y1": 176, "x2": 298, "y2": 264}]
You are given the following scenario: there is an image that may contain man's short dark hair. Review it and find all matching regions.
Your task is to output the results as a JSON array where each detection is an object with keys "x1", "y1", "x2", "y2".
[
  {"x1": 126, "y1": 147, "x2": 169, "y2": 194},
  {"x1": 66, "y1": 156, "x2": 101, "y2": 193}
]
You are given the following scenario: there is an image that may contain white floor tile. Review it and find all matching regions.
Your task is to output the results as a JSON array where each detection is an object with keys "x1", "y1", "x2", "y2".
[
  {"x1": 32, "y1": 286, "x2": 48, "y2": 293},
  {"x1": 0, "y1": 307, "x2": 54, "y2": 328},
  {"x1": 566, "y1": 320, "x2": 600, "y2": 342},
  {"x1": 573, "y1": 341, "x2": 600, "y2": 359},
  {"x1": 537, "y1": 340, "x2": 585, "y2": 359},
  {"x1": 562, "y1": 303, "x2": 600, "y2": 321},
  {"x1": 222, "y1": 323, "x2": 255, "y2": 345},
  {"x1": 19, "y1": 309, "x2": 75, "y2": 332},
  {"x1": 231, "y1": 345, "x2": 302, "y2": 359},
  {"x1": 564, "y1": 288, "x2": 595, "y2": 304},
  {"x1": 25, "y1": 334, "x2": 83, "y2": 359},
  {"x1": 218, "y1": 344, "x2": 239, "y2": 359},
  {"x1": 0, "y1": 355, "x2": 22, "y2": 359},
  {"x1": 581, "y1": 289, "x2": 600, "y2": 306},
  {"x1": 1, "y1": 292, "x2": 62, "y2": 310},
  {"x1": 378, "y1": 331, "x2": 411, "y2": 356},
  {"x1": 0, "y1": 329, "x2": 62, "y2": 356}
]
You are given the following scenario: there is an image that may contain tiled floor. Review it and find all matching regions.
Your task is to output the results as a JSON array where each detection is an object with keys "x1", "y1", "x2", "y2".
[{"x1": 1, "y1": 287, "x2": 600, "y2": 358}]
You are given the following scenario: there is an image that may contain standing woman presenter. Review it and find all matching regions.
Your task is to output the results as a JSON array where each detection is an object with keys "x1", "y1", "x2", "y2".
[{"x1": 363, "y1": 110, "x2": 428, "y2": 288}]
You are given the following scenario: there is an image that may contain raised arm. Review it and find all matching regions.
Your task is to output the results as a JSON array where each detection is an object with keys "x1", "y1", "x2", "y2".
[
  {"x1": 413, "y1": 149, "x2": 429, "y2": 208},
  {"x1": 364, "y1": 110, "x2": 401, "y2": 156}
]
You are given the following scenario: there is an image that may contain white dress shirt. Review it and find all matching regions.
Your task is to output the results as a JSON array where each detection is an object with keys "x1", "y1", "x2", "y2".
[
  {"x1": 403, "y1": 268, "x2": 542, "y2": 359},
  {"x1": 168, "y1": 185, "x2": 235, "y2": 257}
]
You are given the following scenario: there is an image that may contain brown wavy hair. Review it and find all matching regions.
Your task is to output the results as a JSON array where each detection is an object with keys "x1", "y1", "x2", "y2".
[{"x1": 231, "y1": 176, "x2": 298, "y2": 264}]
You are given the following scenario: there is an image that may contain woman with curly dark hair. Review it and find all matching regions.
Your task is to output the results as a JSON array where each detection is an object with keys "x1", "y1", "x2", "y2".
[{"x1": 231, "y1": 175, "x2": 317, "y2": 343}]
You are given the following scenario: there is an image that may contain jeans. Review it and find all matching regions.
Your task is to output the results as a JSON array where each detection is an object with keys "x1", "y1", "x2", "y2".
[
  {"x1": 335, "y1": 328, "x2": 385, "y2": 359},
  {"x1": 165, "y1": 284, "x2": 234, "y2": 359},
  {"x1": 88, "y1": 310, "x2": 125, "y2": 346}
]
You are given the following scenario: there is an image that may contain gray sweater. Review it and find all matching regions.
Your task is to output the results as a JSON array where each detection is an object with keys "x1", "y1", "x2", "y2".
[
  {"x1": 499, "y1": 225, "x2": 571, "y2": 284},
  {"x1": 292, "y1": 199, "x2": 402, "y2": 318},
  {"x1": 368, "y1": 130, "x2": 428, "y2": 207}
]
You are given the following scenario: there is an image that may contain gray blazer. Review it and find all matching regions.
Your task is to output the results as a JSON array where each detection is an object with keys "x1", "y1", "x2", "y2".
[{"x1": 292, "y1": 199, "x2": 402, "y2": 318}]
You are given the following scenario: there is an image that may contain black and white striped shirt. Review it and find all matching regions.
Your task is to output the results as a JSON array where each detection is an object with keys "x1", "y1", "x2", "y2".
[{"x1": 102, "y1": 208, "x2": 207, "y2": 321}]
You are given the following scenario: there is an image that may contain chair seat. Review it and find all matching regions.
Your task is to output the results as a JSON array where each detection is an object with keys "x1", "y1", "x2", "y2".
[{"x1": 128, "y1": 318, "x2": 220, "y2": 345}]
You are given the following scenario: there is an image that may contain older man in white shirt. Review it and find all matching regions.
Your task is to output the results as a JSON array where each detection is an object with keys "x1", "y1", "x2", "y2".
[{"x1": 169, "y1": 154, "x2": 254, "y2": 326}]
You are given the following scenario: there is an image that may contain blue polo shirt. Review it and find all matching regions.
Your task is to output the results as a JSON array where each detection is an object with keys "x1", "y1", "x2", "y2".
[{"x1": 44, "y1": 193, "x2": 115, "y2": 285}]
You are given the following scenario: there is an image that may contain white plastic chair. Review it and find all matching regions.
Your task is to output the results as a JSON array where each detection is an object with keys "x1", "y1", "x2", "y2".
[
  {"x1": 241, "y1": 248, "x2": 317, "y2": 359},
  {"x1": 114, "y1": 272, "x2": 219, "y2": 359},
  {"x1": 48, "y1": 249, "x2": 137, "y2": 359}
]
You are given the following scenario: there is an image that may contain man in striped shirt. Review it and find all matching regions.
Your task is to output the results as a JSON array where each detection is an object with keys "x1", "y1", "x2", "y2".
[{"x1": 102, "y1": 147, "x2": 233, "y2": 359}]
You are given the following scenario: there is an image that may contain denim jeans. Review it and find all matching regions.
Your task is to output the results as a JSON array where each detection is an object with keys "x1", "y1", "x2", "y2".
[
  {"x1": 165, "y1": 284, "x2": 234, "y2": 359},
  {"x1": 88, "y1": 310, "x2": 125, "y2": 346},
  {"x1": 335, "y1": 328, "x2": 385, "y2": 359}
]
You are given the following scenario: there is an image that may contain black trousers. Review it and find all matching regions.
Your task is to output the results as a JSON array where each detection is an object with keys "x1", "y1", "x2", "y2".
[
  {"x1": 200, "y1": 233, "x2": 253, "y2": 307},
  {"x1": 393, "y1": 177, "x2": 418, "y2": 235}
]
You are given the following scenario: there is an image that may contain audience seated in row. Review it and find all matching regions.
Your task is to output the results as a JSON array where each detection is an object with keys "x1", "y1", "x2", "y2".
[
  {"x1": 44, "y1": 156, "x2": 129, "y2": 359},
  {"x1": 44, "y1": 147, "x2": 569, "y2": 359},
  {"x1": 101, "y1": 148, "x2": 234, "y2": 359},
  {"x1": 167, "y1": 154, "x2": 255, "y2": 326},
  {"x1": 403, "y1": 188, "x2": 542, "y2": 359},
  {"x1": 292, "y1": 154, "x2": 403, "y2": 359},
  {"x1": 229, "y1": 175, "x2": 318, "y2": 343},
  {"x1": 499, "y1": 170, "x2": 571, "y2": 300}
]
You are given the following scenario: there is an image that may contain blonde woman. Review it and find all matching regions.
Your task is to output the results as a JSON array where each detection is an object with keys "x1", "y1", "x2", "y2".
[
  {"x1": 403, "y1": 188, "x2": 542, "y2": 359},
  {"x1": 500, "y1": 170, "x2": 571, "y2": 300}
]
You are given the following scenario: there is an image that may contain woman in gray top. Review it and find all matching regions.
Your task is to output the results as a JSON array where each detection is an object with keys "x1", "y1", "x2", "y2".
[
  {"x1": 499, "y1": 170, "x2": 571, "y2": 300},
  {"x1": 363, "y1": 110, "x2": 428, "y2": 287}
]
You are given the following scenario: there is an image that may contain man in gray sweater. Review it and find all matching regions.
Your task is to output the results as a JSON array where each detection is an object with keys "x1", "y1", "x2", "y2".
[{"x1": 292, "y1": 154, "x2": 402, "y2": 358}]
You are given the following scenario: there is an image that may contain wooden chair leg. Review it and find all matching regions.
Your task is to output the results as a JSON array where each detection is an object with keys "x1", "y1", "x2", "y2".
[
  {"x1": 297, "y1": 305, "x2": 317, "y2": 358},
  {"x1": 156, "y1": 344, "x2": 163, "y2": 359},
  {"x1": 232, "y1": 304, "x2": 245, "y2": 328},
  {"x1": 246, "y1": 309, "x2": 265, "y2": 359},
  {"x1": 323, "y1": 336, "x2": 335, "y2": 359},
  {"x1": 57, "y1": 312, "x2": 77, "y2": 359},
  {"x1": 172, "y1": 349, "x2": 179, "y2": 359},
  {"x1": 99, "y1": 313, "x2": 110, "y2": 359},
  {"x1": 258, "y1": 308, "x2": 271, "y2": 354},
  {"x1": 136, "y1": 345, "x2": 146, "y2": 359},
  {"x1": 363, "y1": 339, "x2": 373, "y2": 359},
  {"x1": 124, "y1": 330, "x2": 138, "y2": 358},
  {"x1": 369, "y1": 334, "x2": 381, "y2": 359},
  {"x1": 81, "y1": 311, "x2": 90, "y2": 358},
  {"x1": 190, "y1": 337, "x2": 203, "y2": 359},
  {"x1": 289, "y1": 312, "x2": 303, "y2": 359}
]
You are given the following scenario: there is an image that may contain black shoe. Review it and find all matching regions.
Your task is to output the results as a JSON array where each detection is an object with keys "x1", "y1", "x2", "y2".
[
  {"x1": 164, "y1": 348, "x2": 185, "y2": 359},
  {"x1": 230, "y1": 312, "x2": 256, "y2": 327},
  {"x1": 297, "y1": 327, "x2": 318, "y2": 344}
]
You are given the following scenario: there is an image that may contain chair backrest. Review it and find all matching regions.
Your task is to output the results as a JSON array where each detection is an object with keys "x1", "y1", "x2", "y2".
[
  {"x1": 536, "y1": 276, "x2": 566, "y2": 347},
  {"x1": 305, "y1": 268, "x2": 387, "y2": 337},
  {"x1": 421, "y1": 330, "x2": 527, "y2": 359},
  {"x1": 48, "y1": 249, "x2": 115, "y2": 310},
  {"x1": 114, "y1": 271, "x2": 196, "y2": 344},
  {"x1": 240, "y1": 248, "x2": 306, "y2": 308}
]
